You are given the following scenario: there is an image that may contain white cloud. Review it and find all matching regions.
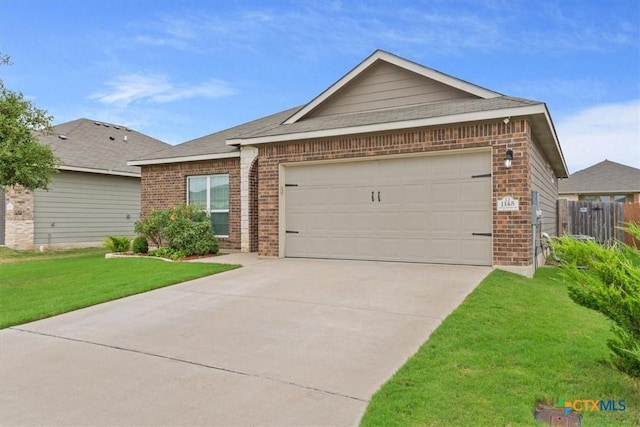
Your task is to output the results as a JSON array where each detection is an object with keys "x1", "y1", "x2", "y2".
[
  {"x1": 90, "y1": 73, "x2": 235, "y2": 106},
  {"x1": 556, "y1": 100, "x2": 640, "y2": 173}
]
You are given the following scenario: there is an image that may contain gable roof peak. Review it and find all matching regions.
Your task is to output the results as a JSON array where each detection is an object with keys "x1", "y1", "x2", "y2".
[{"x1": 283, "y1": 49, "x2": 502, "y2": 125}]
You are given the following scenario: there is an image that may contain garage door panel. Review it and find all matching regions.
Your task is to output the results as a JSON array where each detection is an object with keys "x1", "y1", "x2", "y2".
[
  {"x1": 397, "y1": 212, "x2": 431, "y2": 233},
  {"x1": 460, "y1": 151, "x2": 491, "y2": 176},
  {"x1": 431, "y1": 182, "x2": 460, "y2": 203},
  {"x1": 461, "y1": 179, "x2": 490, "y2": 203},
  {"x1": 431, "y1": 211, "x2": 460, "y2": 233},
  {"x1": 457, "y1": 238, "x2": 492, "y2": 264},
  {"x1": 284, "y1": 152, "x2": 492, "y2": 265},
  {"x1": 459, "y1": 211, "x2": 491, "y2": 233},
  {"x1": 430, "y1": 159, "x2": 460, "y2": 178},
  {"x1": 429, "y1": 238, "x2": 461, "y2": 264},
  {"x1": 399, "y1": 183, "x2": 431, "y2": 204}
]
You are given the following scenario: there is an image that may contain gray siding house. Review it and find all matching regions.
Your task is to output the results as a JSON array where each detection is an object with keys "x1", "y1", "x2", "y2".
[{"x1": 1, "y1": 119, "x2": 169, "y2": 249}]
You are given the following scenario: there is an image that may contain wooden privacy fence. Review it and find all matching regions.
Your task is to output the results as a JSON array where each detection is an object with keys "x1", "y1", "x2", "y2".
[
  {"x1": 624, "y1": 203, "x2": 640, "y2": 248},
  {"x1": 557, "y1": 200, "x2": 625, "y2": 243}
]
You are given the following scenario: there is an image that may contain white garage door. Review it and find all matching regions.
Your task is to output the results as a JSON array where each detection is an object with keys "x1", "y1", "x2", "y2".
[{"x1": 284, "y1": 151, "x2": 492, "y2": 265}]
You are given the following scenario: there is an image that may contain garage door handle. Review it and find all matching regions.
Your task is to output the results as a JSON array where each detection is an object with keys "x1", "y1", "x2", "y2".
[
  {"x1": 378, "y1": 191, "x2": 381, "y2": 202},
  {"x1": 372, "y1": 191, "x2": 374, "y2": 202},
  {"x1": 472, "y1": 232, "x2": 492, "y2": 237}
]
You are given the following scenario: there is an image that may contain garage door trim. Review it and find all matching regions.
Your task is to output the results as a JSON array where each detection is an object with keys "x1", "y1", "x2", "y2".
[{"x1": 278, "y1": 147, "x2": 493, "y2": 263}]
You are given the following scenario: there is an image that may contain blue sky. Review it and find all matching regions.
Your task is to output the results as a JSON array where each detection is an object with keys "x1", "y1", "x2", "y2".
[{"x1": 1, "y1": 0, "x2": 638, "y2": 172}]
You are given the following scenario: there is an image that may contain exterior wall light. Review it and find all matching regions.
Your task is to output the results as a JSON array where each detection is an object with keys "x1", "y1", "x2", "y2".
[{"x1": 505, "y1": 149, "x2": 514, "y2": 169}]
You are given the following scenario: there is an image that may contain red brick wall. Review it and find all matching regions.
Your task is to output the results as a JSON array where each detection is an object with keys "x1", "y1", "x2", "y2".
[
  {"x1": 257, "y1": 119, "x2": 533, "y2": 266},
  {"x1": 140, "y1": 158, "x2": 241, "y2": 249},
  {"x1": 249, "y1": 158, "x2": 259, "y2": 252},
  {"x1": 492, "y1": 129, "x2": 533, "y2": 266}
]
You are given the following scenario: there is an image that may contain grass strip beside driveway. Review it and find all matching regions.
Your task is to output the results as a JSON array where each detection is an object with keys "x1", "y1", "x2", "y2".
[
  {"x1": 360, "y1": 268, "x2": 639, "y2": 426},
  {"x1": 0, "y1": 254, "x2": 238, "y2": 329}
]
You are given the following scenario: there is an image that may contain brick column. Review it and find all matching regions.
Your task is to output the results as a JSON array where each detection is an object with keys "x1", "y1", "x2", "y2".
[
  {"x1": 491, "y1": 120, "x2": 534, "y2": 276},
  {"x1": 4, "y1": 185, "x2": 35, "y2": 250},
  {"x1": 240, "y1": 146, "x2": 258, "y2": 252}
]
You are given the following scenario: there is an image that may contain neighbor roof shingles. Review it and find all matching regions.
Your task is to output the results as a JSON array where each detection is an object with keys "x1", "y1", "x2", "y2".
[
  {"x1": 39, "y1": 119, "x2": 170, "y2": 175},
  {"x1": 559, "y1": 160, "x2": 640, "y2": 194}
]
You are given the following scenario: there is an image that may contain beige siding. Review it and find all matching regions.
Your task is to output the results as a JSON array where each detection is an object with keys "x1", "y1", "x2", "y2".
[
  {"x1": 34, "y1": 171, "x2": 140, "y2": 246},
  {"x1": 309, "y1": 62, "x2": 476, "y2": 117},
  {"x1": 530, "y1": 138, "x2": 558, "y2": 237}
]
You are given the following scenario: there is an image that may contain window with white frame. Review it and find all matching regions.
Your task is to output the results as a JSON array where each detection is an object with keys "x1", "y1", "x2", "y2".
[{"x1": 187, "y1": 174, "x2": 229, "y2": 237}]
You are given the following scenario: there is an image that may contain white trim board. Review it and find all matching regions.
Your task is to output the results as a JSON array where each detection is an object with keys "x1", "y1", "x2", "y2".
[
  {"x1": 128, "y1": 151, "x2": 240, "y2": 166},
  {"x1": 59, "y1": 165, "x2": 140, "y2": 178}
]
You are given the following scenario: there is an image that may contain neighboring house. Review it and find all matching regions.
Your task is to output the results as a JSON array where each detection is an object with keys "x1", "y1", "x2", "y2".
[
  {"x1": 558, "y1": 160, "x2": 640, "y2": 203},
  {"x1": 1, "y1": 119, "x2": 169, "y2": 249},
  {"x1": 130, "y1": 50, "x2": 568, "y2": 277}
]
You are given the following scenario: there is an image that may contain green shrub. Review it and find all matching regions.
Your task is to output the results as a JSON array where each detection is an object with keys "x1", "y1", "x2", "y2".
[
  {"x1": 137, "y1": 204, "x2": 219, "y2": 257},
  {"x1": 132, "y1": 236, "x2": 148, "y2": 254},
  {"x1": 169, "y1": 250, "x2": 187, "y2": 260},
  {"x1": 163, "y1": 204, "x2": 219, "y2": 256},
  {"x1": 134, "y1": 208, "x2": 170, "y2": 248},
  {"x1": 553, "y1": 223, "x2": 640, "y2": 378},
  {"x1": 103, "y1": 236, "x2": 131, "y2": 253},
  {"x1": 148, "y1": 247, "x2": 187, "y2": 260}
]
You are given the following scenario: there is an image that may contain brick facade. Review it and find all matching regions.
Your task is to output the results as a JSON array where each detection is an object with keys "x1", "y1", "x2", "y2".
[
  {"x1": 138, "y1": 119, "x2": 539, "y2": 270},
  {"x1": 3, "y1": 185, "x2": 35, "y2": 250},
  {"x1": 140, "y1": 158, "x2": 241, "y2": 249},
  {"x1": 249, "y1": 159, "x2": 259, "y2": 252},
  {"x1": 256, "y1": 119, "x2": 534, "y2": 267}
]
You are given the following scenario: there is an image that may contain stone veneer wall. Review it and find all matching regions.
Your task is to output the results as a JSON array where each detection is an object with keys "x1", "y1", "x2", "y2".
[
  {"x1": 4, "y1": 185, "x2": 35, "y2": 250},
  {"x1": 140, "y1": 158, "x2": 241, "y2": 249},
  {"x1": 256, "y1": 119, "x2": 534, "y2": 268}
]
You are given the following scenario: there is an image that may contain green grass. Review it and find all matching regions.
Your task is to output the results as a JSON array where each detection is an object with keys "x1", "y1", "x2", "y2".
[
  {"x1": 0, "y1": 251, "x2": 239, "y2": 328},
  {"x1": 360, "y1": 268, "x2": 640, "y2": 426},
  {"x1": 0, "y1": 246, "x2": 108, "y2": 263}
]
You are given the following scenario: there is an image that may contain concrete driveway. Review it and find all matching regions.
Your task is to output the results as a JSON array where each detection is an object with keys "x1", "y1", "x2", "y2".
[{"x1": 0, "y1": 254, "x2": 490, "y2": 426}]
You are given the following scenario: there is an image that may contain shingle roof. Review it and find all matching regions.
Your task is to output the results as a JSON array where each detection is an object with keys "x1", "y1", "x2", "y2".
[
  {"x1": 558, "y1": 160, "x2": 640, "y2": 194},
  {"x1": 131, "y1": 106, "x2": 301, "y2": 162},
  {"x1": 242, "y1": 96, "x2": 542, "y2": 139},
  {"x1": 39, "y1": 119, "x2": 170, "y2": 176},
  {"x1": 132, "y1": 96, "x2": 541, "y2": 162}
]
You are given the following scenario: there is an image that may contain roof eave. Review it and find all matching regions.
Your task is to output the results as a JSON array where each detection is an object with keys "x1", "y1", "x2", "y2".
[
  {"x1": 128, "y1": 151, "x2": 240, "y2": 166},
  {"x1": 539, "y1": 103, "x2": 569, "y2": 178},
  {"x1": 228, "y1": 104, "x2": 543, "y2": 145},
  {"x1": 559, "y1": 189, "x2": 640, "y2": 194},
  {"x1": 227, "y1": 103, "x2": 569, "y2": 178},
  {"x1": 59, "y1": 165, "x2": 140, "y2": 178}
]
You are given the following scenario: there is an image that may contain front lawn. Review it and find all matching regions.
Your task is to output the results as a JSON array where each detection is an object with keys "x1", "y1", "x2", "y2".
[
  {"x1": 361, "y1": 268, "x2": 639, "y2": 426},
  {"x1": 0, "y1": 246, "x2": 108, "y2": 263},
  {"x1": 0, "y1": 250, "x2": 239, "y2": 328}
]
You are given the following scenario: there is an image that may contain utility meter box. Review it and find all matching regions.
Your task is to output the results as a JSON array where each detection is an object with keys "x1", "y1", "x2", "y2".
[{"x1": 531, "y1": 190, "x2": 542, "y2": 225}]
